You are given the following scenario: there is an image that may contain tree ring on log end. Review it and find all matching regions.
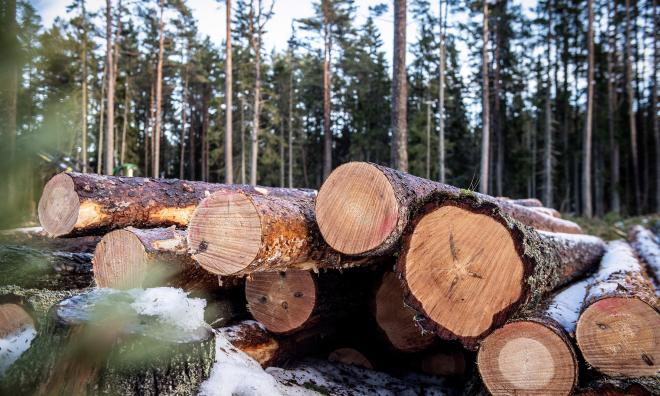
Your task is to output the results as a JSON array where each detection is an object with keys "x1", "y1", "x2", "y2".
[
  {"x1": 0, "y1": 303, "x2": 34, "y2": 338},
  {"x1": 245, "y1": 271, "x2": 316, "y2": 334},
  {"x1": 93, "y1": 229, "x2": 149, "y2": 289},
  {"x1": 401, "y1": 204, "x2": 524, "y2": 342},
  {"x1": 477, "y1": 321, "x2": 577, "y2": 395},
  {"x1": 576, "y1": 297, "x2": 659, "y2": 377},
  {"x1": 187, "y1": 191, "x2": 262, "y2": 275},
  {"x1": 375, "y1": 272, "x2": 435, "y2": 352},
  {"x1": 38, "y1": 173, "x2": 79, "y2": 237},
  {"x1": 316, "y1": 162, "x2": 399, "y2": 255}
]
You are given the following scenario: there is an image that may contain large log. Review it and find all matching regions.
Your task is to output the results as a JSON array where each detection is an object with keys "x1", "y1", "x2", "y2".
[
  {"x1": 395, "y1": 197, "x2": 605, "y2": 349},
  {"x1": 93, "y1": 227, "x2": 221, "y2": 291},
  {"x1": 576, "y1": 241, "x2": 659, "y2": 379},
  {"x1": 373, "y1": 271, "x2": 435, "y2": 352},
  {"x1": 245, "y1": 268, "x2": 378, "y2": 334},
  {"x1": 315, "y1": 162, "x2": 582, "y2": 257},
  {"x1": 38, "y1": 172, "x2": 315, "y2": 237},
  {"x1": 477, "y1": 277, "x2": 593, "y2": 395},
  {"x1": 628, "y1": 225, "x2": 660, "y2": 285},
  {"x1": 1, "y1": 288, "x2": 215, "y2": 395},
  {"x1": 188, "y1": 189, "x2": 371, "y2": 276}
]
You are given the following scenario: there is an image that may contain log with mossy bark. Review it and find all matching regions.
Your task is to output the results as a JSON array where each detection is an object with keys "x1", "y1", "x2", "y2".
[
  {"x1": 575, "y1": 241, "x2": 659, "y2": 379},
  {"x1": 477, "y1": 276, "x2": 594, "y2": 395},
  {"x1": 187, "y1": 189, "x2": 373, "y2": 276},
  {"x1": 315, "y1": 162, "x2": 582, "y2": 257},
  {"x1": 37, "y1": 172, "x2": 315, "y2": 237},
  {"x1": 1, "y1": 289, "x2": 215, "y2": 395},
  {"x1": 245, "y1": 267, "x2": 380, "y2": 334},
  {"x1": 628, "y1": 225, "x2": 660, "y2": 285},
  {"x1": 394, "y1": 196, "x2": 605, "y2": 350}
]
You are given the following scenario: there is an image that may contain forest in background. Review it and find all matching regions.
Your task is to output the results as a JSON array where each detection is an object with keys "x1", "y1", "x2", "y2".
[{"x1": 0, "y1": 0, "x2": 657, "y2": 228}]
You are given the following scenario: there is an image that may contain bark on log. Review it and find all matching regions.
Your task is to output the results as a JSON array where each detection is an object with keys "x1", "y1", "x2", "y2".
[
  {"x1": 187, "y1": 189, "x2": 371, "y2": 276},
  {"x1": 245, "y1": 267, "x2": 380, "y2": 334},
  {"x1": 477, "y1": 277, "x2": 593, "y2": 395},
  {"x1": 93, "y1": 227, "x2": 224, "y2": 291},
  {"x1": 0, "y1": 289, "x2": 215, "y2": 395},
  {"x1": 0, "y1": 244, "x2": 93, "y2": 290},
  {"x1": 373, "y1": 271, "x2": 435, "y2": 352},
  {"x1": 508, "y1": 198, "x2": 544, "y2": 207},
  {"x1": 575, "y1": 377, "x2": 660, "y2": 396},
  {"x1": 38, "y1": 172, "x2": 315, "y2": 237},
  {"x1": 395, "y1": 197, "x2": 605, "y2": 349},
  {"x1": 528, "y1": 206, "x2": 562, "y2": 218},
  {"x1": 628, "y1": 225, "x2": 660, "y2": 285},
  {"x1": 316, "y1": 162, "x2": 582, "y2": 257},
  {"x1": 576, "y1": 241, "x2": 659, "y2": 379}
]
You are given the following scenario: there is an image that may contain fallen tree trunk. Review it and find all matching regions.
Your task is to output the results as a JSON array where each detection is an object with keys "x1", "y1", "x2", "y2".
[
  {"x1": 188, "y1": 190, "x2": 372, "y2": 276},
  {"x1": 506, "y1": 198, "x2": 544, "y2": 207},
  {"x1": 395, "y1": 197, "x2": 605, "y2": 349},
  {"x1": 477, "y1": 276, "x2": 593, "y2": 395},
  {"x1": 1, "y1": 288, "x2": 215, "y2": 395},
  {"x1": 527, "y1": 206, "x2": 562, "y2": 218},
  {"x1": 315, "y1": 162, "x2": 582, "y2": 257},
  {"x1": 373, "y1": 271, "x2": 435, "y2": 352},
  {"x1": 38, "y1": 172, "x2": 315, "y2": 237},
  {"x1": 576, "y1": 241, "x2": 659, "y2": 379},
  {"x1": 245, "y1": 268, "x2": 379, "y2": 334},
  {"x1": 628, "y1": 225, "x2": 660, "y2": 285}
]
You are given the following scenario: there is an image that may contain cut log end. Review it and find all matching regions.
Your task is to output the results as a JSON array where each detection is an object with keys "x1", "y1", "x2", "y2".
[
  {"x1": 374, "y1": 272, "x2": 435, "y2": 352},
  {"x1": 245, "y1": 271, "x2": 317, "y2": 334},
  {"x1": 400, "y1": 204, "x2": 524, "y2": 343},
  {"x1": 187, "y1": 191, "x2": 262, "y2": 275},
  {"x1": 93, "y1": 229, "x2": 148, "y2": 289},
  {"x1": 477, "y1": 321, "x2": 577, "y2": 395},
  {"x1": 38, "y1": 173, "x2": 79, "y2": 237},
  {"x1": 0, "y1": 303, "x2": 34, "y2": 338},
  {"x1": 328, "y1": 348, "x2": 373, "y2": 369},
  {"x1": 316, "y1": 162, "x2": 399, "y2": 255},
  {"x1": 576, "y1": 297, "x2": 660, "y2": 377}
]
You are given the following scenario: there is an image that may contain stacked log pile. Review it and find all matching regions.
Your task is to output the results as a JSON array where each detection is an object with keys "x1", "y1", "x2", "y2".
[{"x1": 0, "y1": 165, "x2": 657, "y2": 395}]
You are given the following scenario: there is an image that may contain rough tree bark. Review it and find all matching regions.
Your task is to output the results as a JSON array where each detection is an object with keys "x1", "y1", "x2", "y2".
[
  {"x1": 392, "y1": 0, "x2": 408, "y2": 172},
  {"x1": 316, "y1": 162, "x2": 583, "y2": 257},
  {"x1": 582, "y1": 0, "x2": 594, "y2": 217},
  {"x1": 437, "y1": 0, "x2": 446, "y2": 183},
  {"x1": 37, "y1": 172, "x2": 314, "y2": 237}
]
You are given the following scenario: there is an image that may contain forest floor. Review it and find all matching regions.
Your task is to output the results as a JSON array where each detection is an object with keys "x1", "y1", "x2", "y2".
[{"x1": 567, "y1": 213, "x2": 659, "y2": 240}]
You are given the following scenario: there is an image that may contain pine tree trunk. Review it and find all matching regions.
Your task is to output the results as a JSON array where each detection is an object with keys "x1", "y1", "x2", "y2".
[
  {"x1": 180, "y1": 61, "x2": 189, "y2": 180},
  {"x1": 437, "y1": 0, "x2": 446, "y2": 183},
  {"x1": 582, "y1": 0, "x2": 594, "y2": 217},
  {"x1": 543, "y1": 4, "x2": 553, "y2": 208},
  {"x1": 607, "y1": 0, "x2": 620, "y2": 214},
  {"x1": 392, "y1": 0, "x2": 408, "y2": 172},
  {"x1": 426, "y1": 100, "x2": 431, "y2": 179},
  {"x1": 288, "y1": 47, "x2": 294, "y2": 188},
  {"x1": 322, "y1": 2, "x2": 333, "y2": 179},
  {"x1": 81, "y1": 0, "x2": 88, "y2": 173},
  {"x1": 625, "y1": 0, "x2": 641, "y2": 212},
  {"x1": 153, "y1": 0, "x2": 165, "y2": 178},
  {"x1": 120, "y1": 76, "x2": 129, "y2": 166},
  {"x1": 105, "y1": 0, "x2": 115, "y2": 176},
  {"x1": 225, "y1": 0, "x2": 233, "y2": 184},
  {"x1": 250, "y1": 2, "x2": 261, "y2": 186},
  {"x1": 654, "y1": 0, "x2": 659, "y2": 213},
  {"x1": 97, "y1": 65, "x2": 106, "y2": 174},
  {"x1": 494, "y1": 15, "x2": 503, "y2": 198},
  {"x1": 480, "y1": 1, "x2": 490, "y2": 193},
  {"x1": 280, "y1": 120, "x2": 285, "y2": 187},
  {"x1": 240, "y1": 96, "x2": 245, "y2": 184}
]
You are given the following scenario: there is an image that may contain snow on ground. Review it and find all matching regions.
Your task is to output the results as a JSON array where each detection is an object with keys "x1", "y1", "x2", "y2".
[{"x1": 0, "y1": 325, "x2": 37, "y2": 375}]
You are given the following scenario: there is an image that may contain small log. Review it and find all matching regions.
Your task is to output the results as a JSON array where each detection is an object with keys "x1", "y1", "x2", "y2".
[
  {"x1": 628, "y1": 225, "x2": 660, "y2": 284},
  {"x1": 187, "y1": 190, "x2": 373, "y2": 276},
  {"x1": 576, "y1": 241, "x2": 659, "y2": 379},
  {"x1": 245, "y1": 268, "x2": 378, "y2": 334},
  {"x1": 374, "y1": 272, "x2": 435, "y2": 352},
  {"x1": 396, "y1": 198, "x2": 605, "y2": 349},
  {"x1": 576, "y1": 377, "x2": 660, "y2": 396},
  {"x1": 1, "y1": 289, "x2": 215, "y2": 395},
  {"x1": 0, "y1": 244, "x2": 93, "y2": 290},
  {"x1": 315, "y1": 162, "x2": 582, "y2": 256},
  {"x1": 38, "y1": 172, "x2": 315, "y2": 237},
  {"x1": 508, "y1": 198, "x2": 544, "y2": 207},
  {"x1": 328, "y1": 348, "x2": 373, "y2": 369},
  {"x1": 93, "y1": 227, "x2": 220, "y2": 291},
  {"x1": 477, "y1": 277, "x2": 593, "y2": 395}
]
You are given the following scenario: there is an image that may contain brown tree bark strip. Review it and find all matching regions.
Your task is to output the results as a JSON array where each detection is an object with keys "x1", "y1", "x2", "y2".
[
  {"x1": 316, "y1": 162, "x2": 582, "y2": 257},
  {"x1": 628, "y1": 225, "x2": 660, "y2": 285},
  {"x1": 38, "y1": 172, "x2": 315, "y2": 237},
  {"x1": 245, "y1": 267, "x2": 380, "y2": 334},
  {"x1": 576, "y1": 241, "x2": 659, "y2": 379},
  {"x1": 0, "y1": 290, "x2": 215, "y2": 395},
  {"x1": 395, "y1": 197, "x2": 604, "y2": 349},
  {"x1": 188, "y1": 189, "x2": 371, "y2": 276}
]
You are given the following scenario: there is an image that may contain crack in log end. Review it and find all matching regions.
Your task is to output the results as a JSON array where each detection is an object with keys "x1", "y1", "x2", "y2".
[{"x1": 641, "y1": 353, "x2": 654, "y2": 366}]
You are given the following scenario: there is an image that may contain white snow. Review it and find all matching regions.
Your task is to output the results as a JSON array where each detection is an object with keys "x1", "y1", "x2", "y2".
[
  {"x1": 594, "y1": 241, "x2": 641, "y2": 282},
  {"x1": 545, "y1": 277, "x2": 592, "y2": 333},
  {"x1": 0, "y1": 325, "x2": 37, "y2": 376},
  {"x1": 629, "y1": 225, "x2": 660, "y2": 279}
]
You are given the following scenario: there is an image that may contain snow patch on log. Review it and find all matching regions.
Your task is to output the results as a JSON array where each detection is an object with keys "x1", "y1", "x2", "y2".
[
  {"x1": 629, "y1": 225, "x2": 660, "y2": 283},
  {"x1": 594, "y1": 241, "x2": 641, "y2": 282},
  {"x1": 544, "y1": 277, "x2": 592, "y2": 334},
  {"x1": 0, "y1": 325, "x2": 36, "y2": 375}
]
